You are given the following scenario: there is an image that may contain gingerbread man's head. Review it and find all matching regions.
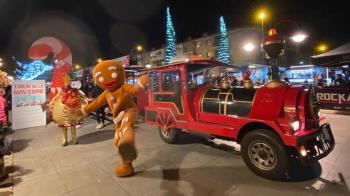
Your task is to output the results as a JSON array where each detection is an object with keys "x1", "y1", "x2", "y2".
[{"x1": 92, "y1": 60, "x2": 125, "y2": 91}]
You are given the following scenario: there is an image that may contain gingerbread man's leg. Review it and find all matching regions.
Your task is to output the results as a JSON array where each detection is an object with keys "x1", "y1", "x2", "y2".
[{"x1": 114, "y1": 108, "x2": 138, "y2": 177}]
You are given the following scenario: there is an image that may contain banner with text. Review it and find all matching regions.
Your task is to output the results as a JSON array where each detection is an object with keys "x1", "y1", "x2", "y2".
[
  {"x1": 113, "y1": 55, "x2": 130, "y2": 67},
  {"x1": 315, "y1": 87, "x2": 350, "y2": 111},
  {"x1": 12, "y1": 80, "x2": 46, "y2": 129}
]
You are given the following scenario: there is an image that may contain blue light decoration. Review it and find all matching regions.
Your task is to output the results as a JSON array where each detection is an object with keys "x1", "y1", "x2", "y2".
[
  {"x1": 164, "y1": 6, "x2": 176, "y2": 65},
  {"x1": 217, "y1": 16, "x2": 232, "y2": 64},
  {"x1": 15, "y1": 60, "x2": 53, "y2": 80}
]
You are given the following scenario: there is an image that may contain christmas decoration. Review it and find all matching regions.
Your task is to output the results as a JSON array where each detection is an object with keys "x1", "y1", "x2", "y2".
[
  {"x1": 217, "y1": 16, "x2": 232, "y2": 64},
  {"x1": 164, "y1": 6, "x2": 176, "y2": 65},
  {"x1": 0, "y1": 70, "x2": 10, "y2": 88},
  {"x1": 15, "y1": 60, "x2": 53, "y2": 80},
  {"x1": 28, "y1": 36, "x2": 73, "y2": 100}
]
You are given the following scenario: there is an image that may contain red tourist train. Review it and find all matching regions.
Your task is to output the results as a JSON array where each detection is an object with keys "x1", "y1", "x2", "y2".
[{"x1": 144, "y1": 57, "x2": 335, "y2": 180}]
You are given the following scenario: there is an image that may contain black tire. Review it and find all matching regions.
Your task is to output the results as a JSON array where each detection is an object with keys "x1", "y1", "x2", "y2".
[
  {"x1": 159, "y1": 127, "x2": 180, "y2": 144},
  {"x1": 241, "y1": 129, "x2": 289, "y2": 180}
]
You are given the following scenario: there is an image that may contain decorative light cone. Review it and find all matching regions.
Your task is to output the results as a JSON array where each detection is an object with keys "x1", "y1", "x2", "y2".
[
  {"x1": 263, "y1": 29, "x2": 285, "y2": 59},
  {"x1": 242, "y1": 69, "x2": 254, "y2": 89},
  {"x1": 262, "y1": 29, "x2": 287, "y2": 87}
]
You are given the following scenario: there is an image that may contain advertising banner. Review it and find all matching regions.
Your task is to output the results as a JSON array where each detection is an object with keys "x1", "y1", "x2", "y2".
[
  {"x1": 315, "y1": 87, "x2": 350, "y2": 111},
  {"x1": 12, "y1": 80, "x2": 46, "y2": 129},
  {"x1": 113, "y1": 55, "x2": 130, "y2": 67}
]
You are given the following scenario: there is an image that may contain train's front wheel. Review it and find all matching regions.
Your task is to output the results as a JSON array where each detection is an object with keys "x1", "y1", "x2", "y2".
[{"x1": 241, "y1": 129, "x2": 289, "y2": 180}]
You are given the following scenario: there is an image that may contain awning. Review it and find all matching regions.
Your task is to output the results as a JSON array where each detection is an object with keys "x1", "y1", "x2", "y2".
[{"x1": 311, "y1": 42, "x2": 350, "y2": 67}]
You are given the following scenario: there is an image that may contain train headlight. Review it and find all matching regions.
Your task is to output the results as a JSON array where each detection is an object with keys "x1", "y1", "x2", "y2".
[{"x1": 291, "y1": 120, "x2": 300, "y2": 132}]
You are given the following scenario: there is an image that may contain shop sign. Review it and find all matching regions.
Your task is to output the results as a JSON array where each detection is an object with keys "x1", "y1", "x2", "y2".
[{"x1": 315, "y1": 87, "x2": 350, "y2": 111}]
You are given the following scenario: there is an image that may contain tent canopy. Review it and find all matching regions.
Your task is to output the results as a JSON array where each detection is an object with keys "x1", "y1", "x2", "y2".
[{"x1": 311, "y1": 42, "x2": 350, "y2": 67}]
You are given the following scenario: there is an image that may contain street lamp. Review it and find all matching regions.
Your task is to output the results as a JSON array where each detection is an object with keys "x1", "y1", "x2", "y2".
[
  {"x1": 259, "y1": 11, "x2": 265, "y2": 40},
  {"x1": 243, "y1": 42, "x2": 256, "y2": 52},
  {"x1": 316, "y1": 43, "x2": 329, "y2": 53},
  {"x1": 74, "y1": 64, "x2": 81, "y2": 70},
  {"x1": 96, "y1": 58, "x2": 103, "y2": 63},
  {"x1": 136, "y1": 45, "x2": 143, "y2": 52},
  {"x1": 290, "y1": 33, "x2": 308, "y2": 43},
  {"x1": 130, "y1": 45, "x2": 144, "y2": 65}
]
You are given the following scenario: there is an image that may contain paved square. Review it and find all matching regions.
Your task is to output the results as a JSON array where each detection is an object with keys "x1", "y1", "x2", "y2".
[{"x1": 1, "y1": 113, "x2": 349, "y2": 196}]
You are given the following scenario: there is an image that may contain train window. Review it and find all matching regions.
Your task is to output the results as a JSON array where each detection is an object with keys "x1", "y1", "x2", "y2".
[
  {"x1": 187, "y1": 64, "x2": 232, "y2": 89},
  {"x1": 161, "y1": 70, "x2": 181, "y2": 92},
  {"x1": 149, "y1": 71, "x2": 160, "y2": 92}
]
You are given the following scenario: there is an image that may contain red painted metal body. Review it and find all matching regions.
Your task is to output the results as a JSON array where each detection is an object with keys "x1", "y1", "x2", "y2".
[{"x1": 144, "y1": 59, "x2": 331, "y2": 151}]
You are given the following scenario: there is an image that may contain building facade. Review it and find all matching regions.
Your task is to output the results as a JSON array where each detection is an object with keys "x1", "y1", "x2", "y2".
[{"x1": 137, "y1": 27, "x2": 263, "y2": 67}]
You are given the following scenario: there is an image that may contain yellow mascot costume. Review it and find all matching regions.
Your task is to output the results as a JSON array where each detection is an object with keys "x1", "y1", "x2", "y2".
[
  {"x1": 49, "y1": 74, "x2": 88, "y2": 146},
  {"x1": 83, "y1": 60, "x2": 148, "y2": 177}
]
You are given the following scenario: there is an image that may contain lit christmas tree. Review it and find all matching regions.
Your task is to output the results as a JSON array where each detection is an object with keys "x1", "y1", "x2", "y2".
[
  {"x1": 217, "y1": 16, "x2": 231, "y2": 64},
  {"x1": 164, "y1": 6, "x2": 176, "y2": 65}
]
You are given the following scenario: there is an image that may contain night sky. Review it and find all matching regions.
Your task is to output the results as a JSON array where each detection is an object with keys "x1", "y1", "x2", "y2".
[{"x1": 0, "y1": 0, "x2": 348, "y2": 72}]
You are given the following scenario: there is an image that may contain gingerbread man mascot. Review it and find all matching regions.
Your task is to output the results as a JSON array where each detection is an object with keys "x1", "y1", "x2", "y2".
[{"x1": 83, "y1": 60, "x2": 148, "y2": 177}]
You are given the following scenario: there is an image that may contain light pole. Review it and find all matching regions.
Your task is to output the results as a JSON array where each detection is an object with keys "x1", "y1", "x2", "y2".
[
  {"x1": 259, "y1": 12, "x2": 265, "y2": 40},
  {"x1": 130, "y1": 45, "x2": 143, "y2": 65}
]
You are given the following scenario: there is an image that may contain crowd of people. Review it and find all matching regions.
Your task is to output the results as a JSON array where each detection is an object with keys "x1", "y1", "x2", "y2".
[{"x1": 314, "y1": 73, "x2": 349, "y2": 87}]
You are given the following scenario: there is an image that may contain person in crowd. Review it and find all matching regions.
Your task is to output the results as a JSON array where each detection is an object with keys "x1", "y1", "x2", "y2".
[
  {"x1": 0, "y1": 130, "x2": 11, "y2": 182},
  {"x1": 92, "y1": 83, "x2": 106, "y2": 129},
  {"x1": 4, "y1": 86, "x2": 11, "y2": 128},
  {"x1": 255, "y1": 79, "x2": 262, "y2": 86},
  {"x1": 335, "y1": 74, "x2": 346, "y2": 86},
  {"x1": 283, "y1": 77, "x2": 290, "y2": 83},
  {"x1": 0, "y1": 89, "x2": 7, "y2": 131},
  {"x1": 230, "y1": 76, "x2": 238, "y2": 87},
  {"x1": 315, "y1": 74, "x2": 324, "y2": 87}
]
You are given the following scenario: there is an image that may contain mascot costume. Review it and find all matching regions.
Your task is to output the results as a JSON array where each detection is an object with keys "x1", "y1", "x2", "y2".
[
  {"x1": 49, "y1": 74, "x2": 88, "y2": 146},
  {"x1": 83, "y1": 60, "x2": 148, "y2": 177}
]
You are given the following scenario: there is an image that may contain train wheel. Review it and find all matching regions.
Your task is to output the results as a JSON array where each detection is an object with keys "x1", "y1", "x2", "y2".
[
  {"x1": 158, "y1": 127, "x2": 180, "y2": 144},
  {"x1": 241, "y1": 129, "x2": 289, "y2": 180},
  {"x1": 157, "y1": 112, "x2": 179, "y2": 144}
]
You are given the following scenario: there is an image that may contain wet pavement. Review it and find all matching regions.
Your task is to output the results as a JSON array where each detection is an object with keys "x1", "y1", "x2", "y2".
[{"x1": 0, "y1": 113, "x2": 349, "y2": 196}]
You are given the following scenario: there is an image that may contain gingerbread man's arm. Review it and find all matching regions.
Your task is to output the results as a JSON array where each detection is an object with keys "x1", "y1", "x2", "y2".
[
  {"x1": 84, "y1": 90, "x2": 108, "y2": 114},
  {"x1": 122, "y1": 74, "x2": 149, "y2": 95}
]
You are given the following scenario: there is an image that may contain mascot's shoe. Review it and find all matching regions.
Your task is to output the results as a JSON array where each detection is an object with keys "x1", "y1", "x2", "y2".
[
  {"x1": 70, "y1": 140, "x2": 79, "y2": 145},
  {"x1": 118, "y1": 142, "x2": 137, "y2": 162},
  {"x1": 61, "y1": 141, "x2": 68, "y2": 147},
  {"x1": 115, "y1": 163, "x2": 134, "y2": 177}
]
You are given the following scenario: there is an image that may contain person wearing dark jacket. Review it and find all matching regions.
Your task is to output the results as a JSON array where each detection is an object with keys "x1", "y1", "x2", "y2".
[{"x1": 92, "y1": 83, "x2": 106, "y2": 129}]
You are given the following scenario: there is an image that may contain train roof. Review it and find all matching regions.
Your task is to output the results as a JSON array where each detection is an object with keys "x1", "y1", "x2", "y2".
[{"x1": 147, "y1": 58, "x2": 240, "y2": 71}]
